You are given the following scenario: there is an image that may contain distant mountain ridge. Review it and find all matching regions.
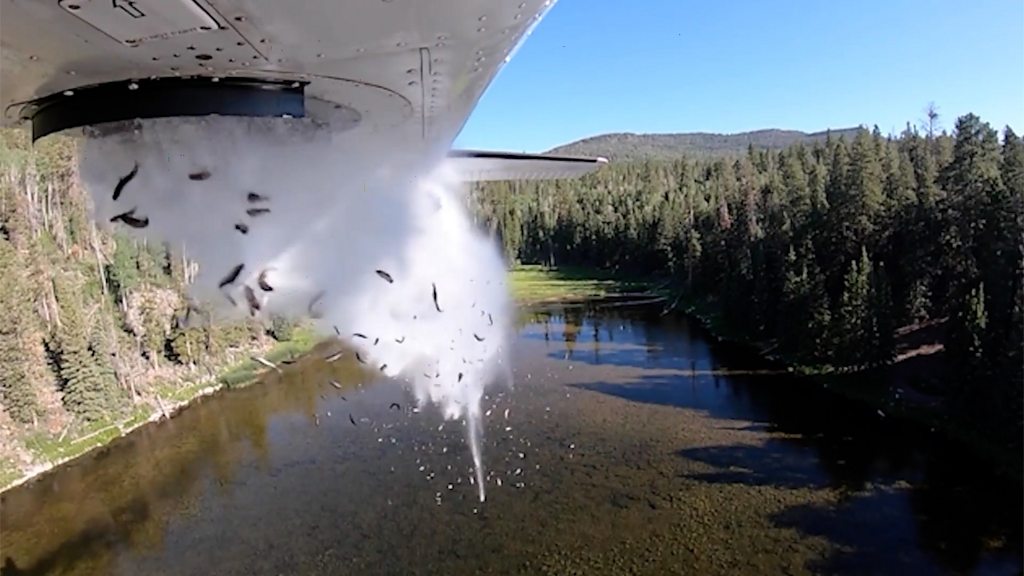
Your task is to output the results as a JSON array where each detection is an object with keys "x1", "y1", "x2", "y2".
[{"x1": 547, "y1": 127, "x2": 866, "y2": 162}]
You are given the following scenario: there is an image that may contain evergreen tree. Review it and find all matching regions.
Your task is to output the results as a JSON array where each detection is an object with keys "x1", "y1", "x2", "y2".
[
  {"x1": 947, "y1": 282, "x2": 989, "y2": 403},
  {"x1": 868, "y1": 261, "x2": 896, "y2": 364},
  {"x1": 54, "y1": 273, "x2": 124, "y2": 421},
  {"x1": 0, "y1": 235, "x2": 39, "y2": 424},
  {"x1": 834, "y1": 249, "x2": 872, "y2": 366}
]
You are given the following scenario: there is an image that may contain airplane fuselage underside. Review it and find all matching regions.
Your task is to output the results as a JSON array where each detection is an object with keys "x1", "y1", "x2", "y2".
[{"x1": 1, "y1": 0, "x2": 552, "y2": 149}]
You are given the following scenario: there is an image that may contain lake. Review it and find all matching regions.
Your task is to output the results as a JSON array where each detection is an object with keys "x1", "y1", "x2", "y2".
[{"x1": 1, "y1": 302, "x2": 1021, "y2": 575}]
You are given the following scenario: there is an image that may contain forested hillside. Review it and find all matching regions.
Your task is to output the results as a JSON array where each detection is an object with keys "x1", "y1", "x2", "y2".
[
  {"x1": 0, "y1": 129, "x2": 299, "y2": 480},
  {"x1": 547, "y1": 127, "x2": 864, "y2": 162},
  {"x1": 473, "y1": 114, "x2": 1023, "y2": 452}
]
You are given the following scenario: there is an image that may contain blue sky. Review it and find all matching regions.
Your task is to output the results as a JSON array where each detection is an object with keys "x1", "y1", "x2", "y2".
[{"x1": 453, "y1": 0, "x2": 1024, "y2": 152}]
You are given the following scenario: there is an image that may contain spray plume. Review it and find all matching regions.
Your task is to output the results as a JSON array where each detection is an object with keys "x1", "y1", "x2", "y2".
[{"x1": 77, "y1": 116, "x2": 510, "y2": 502}]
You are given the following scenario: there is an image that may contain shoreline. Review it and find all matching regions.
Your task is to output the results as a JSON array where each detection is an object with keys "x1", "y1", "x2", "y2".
[
  {"x1": 671, "y1": 294, "x2": 1022, "y2": 484},
  {"x1": 1, "y1": 383, "x2": 223, "y2": 494},
  {"x1": 0, "y1": 333, "x2": 317, "y2": 495},
  {"x1": 6, "y1": 270, "x2": 1013, "y2": 496}
]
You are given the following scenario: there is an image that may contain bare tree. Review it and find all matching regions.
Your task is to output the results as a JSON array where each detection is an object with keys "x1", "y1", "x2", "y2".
[{"x1": 920, "y1": 102, "x2": 941, "y2": 139}]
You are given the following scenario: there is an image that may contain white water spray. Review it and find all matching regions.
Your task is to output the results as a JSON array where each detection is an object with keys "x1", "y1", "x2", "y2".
[{"x1": 77, "y1": 116, "x2": 510, "y2": 502}]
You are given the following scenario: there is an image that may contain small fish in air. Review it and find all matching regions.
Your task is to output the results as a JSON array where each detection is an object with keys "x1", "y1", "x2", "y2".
[
  {"x1": 234, "y1": 223, "x2": 249, "y2": 235},
  {"x1": 110, "y1": 208, "x2": 149, "y2": 228},
  {"x1": 328, "y1": 380, "x2": 343, "y2": 389},
  {"x1": 473, "y1": 333, "x2": 485, "y2": 342},
  {"x1": 307, "y1": 290, "x2": 325, "y2": 318},
  {"x1": 246, "y1": 192, "x2": 269, "y2": 203},
  {"x1": 389, "y1": 403, "x2": 401, "y2": 411},
  {"x1": 432, "y1": 283, "x2": 442, "y2": 312},
  {"x1": 349, "y1": 414, "x2": 357, "y2": 427},
  {"x1": 324, "y1": 350, "x2": 343, "y2": 362},
  {"x1": 251, "y1": 356, "x2": 281, "y2": 373},
  {"x1": 218, "y1": 263, "x2": 244, "y2": 289},
  {"x1": 112, "y1": 163, "x2": 138, "y2": 201},
  {"x1": 257, "y1": 269, "x2": 273, "y2": 292},
  {"x1": 246, "y1": 207, "x2": 271, "y2": 217},
  {"x1": 243, "y1": 285, "x2": 261, "y2": 316},
  {"x1": 188, "y1": 170, "x2": 211, "y2": 181},
  {"x1": 375, "y1": 269, "x2": 394, "y2": 284}
]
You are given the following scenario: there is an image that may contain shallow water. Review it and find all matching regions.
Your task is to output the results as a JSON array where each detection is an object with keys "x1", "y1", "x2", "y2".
[{"x1": 2, "y1": 303, "x2": 1021, "y2": 576}]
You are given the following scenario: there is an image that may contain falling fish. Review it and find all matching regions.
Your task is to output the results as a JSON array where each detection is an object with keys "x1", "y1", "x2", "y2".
[
  {"x1": 487, "y1": 313, "x2": 493, "y2": 326},
  {"x1": 324, "y1": 351, "x2": 343, "y2": 362},
  {"x1": 246, "y1": 207, "x2": 271, "y2": 217},
  {"x1": 457, "y1": 372, "x2": 463, "y2": 383},
  {"x1": 307, "y1": 290, "x2": 325, "y2": 318},
  {"x1": 353, "y1": 333, "x2": 368, "y2": 340},
  {"x1": 379, "y1": 364, "x2": 388, "y2": 372},
  {"x1": 112, "y1": 163, "x2": 138, "y2": 201},
  {"x1": 328, "y1": 379, "x2": 343, "y2": 390},
  {"x1": 473, "y1": 333, "x2": 485, "y2": 342},
  {"x1": 375, "y1": 269, "x2": 394, "y2": 283},
  {"x1": 243, "y1": 285, "x2": 261, "y2": 315},
  {"x1": 234, "y1": 223, "x2": 249, "y2": 235},
  {"x1": 188, "y1": 169, "x2": 211, "y2": 181},
  {"x1": 389, "y1": 402, "x2": 401, "y2": 411},
  {"x1": 257, "y1": 269, "x2": 273, "y2": 292},
  {"x1": 395, "y1": 336, "x2": 405, "y2": 344},
  {"x1": 374, "y1": 337, "x2": 379, "y2": 345},
  {"x1": 349, "y1": 414, "x2": 357, "y2": 426},
  {"x1": 432, "y1": 283, "x2": 442, "y2": 312},
  {"x1": 109, "y1": 208, "x2": 149, "y2": 228},
  {"x1": 251, "y1": 356, "x2": 281, "y2": 373},
  {"x1": 246, "y1": 192, "x2": 268, "y2": 203},
  {"x1": 219, "y1": 263, "x2": 244, "y2": 289},
  {"x1": 333, "y1": 325, "x2": 341, "y2": 335},
  {"x1": 355, "y1": 352, "x2": 366, "y2": 364}
]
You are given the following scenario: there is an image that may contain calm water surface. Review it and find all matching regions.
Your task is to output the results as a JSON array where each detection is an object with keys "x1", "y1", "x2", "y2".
[{"x1": 1, "y1": 303, "x2": 1020, "y2": 575}]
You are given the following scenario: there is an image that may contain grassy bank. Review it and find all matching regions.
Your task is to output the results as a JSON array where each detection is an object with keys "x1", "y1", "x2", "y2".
[
  {"x1": 509, "y1": 264, "x2": 661, "y2": 305},
  {"x1": 0, "y1": 327, "x2": 319, "y2": 493}
]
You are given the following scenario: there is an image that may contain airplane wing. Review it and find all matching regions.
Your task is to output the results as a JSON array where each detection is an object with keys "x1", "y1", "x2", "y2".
[{"x1": 445, "y1": 150, "x2": 608, "y2": 182}]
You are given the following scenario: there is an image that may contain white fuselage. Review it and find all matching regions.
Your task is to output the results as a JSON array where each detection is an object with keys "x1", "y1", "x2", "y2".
[{"x1": 1, "y1": 0, "x2": 556, "y2": 149}]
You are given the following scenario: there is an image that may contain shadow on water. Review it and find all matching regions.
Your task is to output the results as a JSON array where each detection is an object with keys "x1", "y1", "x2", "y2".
[{"x1": 531, "y1": 301, "x2": 1023, "y2": 575}]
